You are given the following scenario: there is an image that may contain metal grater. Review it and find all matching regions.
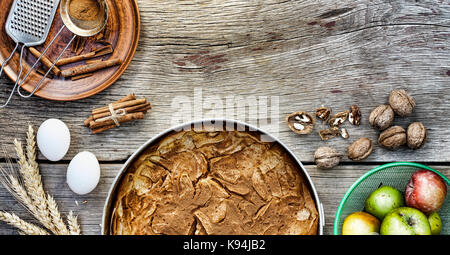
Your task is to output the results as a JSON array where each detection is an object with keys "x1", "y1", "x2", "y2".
[
  {"x1": 0, "y1": 0, "x2": 60, "y2": 108},
  {"x1": 1, "y1": 0, "x2": 107, "y2": 108},
  {"x1": 5, "y1": 0, "x2": 60, "y2": 46}
]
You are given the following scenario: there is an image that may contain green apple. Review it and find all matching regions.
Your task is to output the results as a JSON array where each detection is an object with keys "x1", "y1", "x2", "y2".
[
  {"x1": 365, "y1": 186, "x2": 404, "y2": 220},
  {"x1": 342, "y1": 212, "x2": 380, "y2": 235},
  {"x1": 380, "y1": 207, "x2": 431, "y2": 235},
  {"x1": 428, "y1": 212, "x2": 442, "y2": 235}
]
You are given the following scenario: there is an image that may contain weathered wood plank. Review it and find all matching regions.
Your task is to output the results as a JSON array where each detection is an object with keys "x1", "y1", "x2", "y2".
[
  {"x1": 0, "y1": 163, "x2": 448, "y2": 235},
  {"x1": 0, "y1": 0, "x2": 448, "y2": 163}
]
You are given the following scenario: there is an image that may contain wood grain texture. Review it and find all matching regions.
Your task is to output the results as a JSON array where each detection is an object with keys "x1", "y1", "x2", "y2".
[
  {"x1": 3, "y1": 164, "x2": 446, "y2": 235},
  {"x1": 0, "y1": 0, "x2": 449, "y2": 235},
  {"x1": 0, "y1": 0, "x2": 448, "y2": 162}
]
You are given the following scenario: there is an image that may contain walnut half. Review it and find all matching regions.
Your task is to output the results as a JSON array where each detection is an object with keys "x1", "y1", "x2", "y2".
[
  {"x1": 286, "y1": 111, "x2": 315, "y2": 135},
  {"x1": 315, "y1": 107, "x2": 331, "y2": 123},
  {"x1": 328, "y1": 110, "x2": 349, "y2": 128}
]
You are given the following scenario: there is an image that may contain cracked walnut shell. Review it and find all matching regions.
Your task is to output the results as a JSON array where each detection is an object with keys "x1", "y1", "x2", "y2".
[
  {"x1": 286, "y1": 111, "x2": 315, "y2": 135},
  {"x1": 328, "y1": 111, "x2": 349, "y2": 128},
  {"x1": 315, "y1": 107, "x2": 331, "y2": 122},
  {"x1": 349, "y1": 105, "x2": 361, "y2": 126},
  {"x1": 318, "y1": 128, "x2": 340, "y2": 141}
]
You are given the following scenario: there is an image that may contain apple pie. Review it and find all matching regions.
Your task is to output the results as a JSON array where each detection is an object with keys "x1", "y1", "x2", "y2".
[{"x1": 110, "y1": 130, "x2": 318, "y2": 235}]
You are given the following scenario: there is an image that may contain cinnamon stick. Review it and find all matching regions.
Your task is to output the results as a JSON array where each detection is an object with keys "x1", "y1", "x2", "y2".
[
  {"x1": 57, "y1": 51, "x2": 95, "y2": 66},
  {"x1": 29, "y1": 47, "x2": 61, "y2": 76},
  {"x1": 92, "y1": 124, "x2": 117, "y2": 134},
  {"x1": 92, "y1": 98, "x2": 146, "y2": 115},
  {"x1": 84, "y1": 116, "x2": 94, "y2": 127},
  {"x1": 72, "y1": 36, "x2": 80, "y2": 53},
  {"x1": 89, "y1": 112, "x2": 145, "y2": 129},
  {"x1": 92, "y1": 45, "x2": 112, "y2": 53},
  {"x1": 56, "y1": 45, "x2": 113, "y2": 66},
  {"x1": 83, "y1": 94, "x2": 136, "y2": 126},
  {"x1": 71, "y1": 73, "x2": 93, "y2": 81},
  {"x1": 61, "y1": 58, "x2": 122, "y2": 78},
  {"x1": 117, "y1": 94, "x2": 137, "y2": 103},
  {"x1": 76, "y1": 37, "x2": 87, "y2": 55},
  {"x1": 86, "y1": 59, "x2": 102, "y2": 65}
]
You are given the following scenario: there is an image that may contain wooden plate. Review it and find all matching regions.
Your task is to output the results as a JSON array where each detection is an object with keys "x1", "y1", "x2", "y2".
[{"x1": 0, "y1": 0, "x2": 140, "y2": 101}]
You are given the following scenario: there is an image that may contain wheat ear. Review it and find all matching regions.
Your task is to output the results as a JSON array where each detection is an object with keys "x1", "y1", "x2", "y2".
[
  {"x1": 26, "y1": 126, "x2": 39, "y2": 171},
  {"x1": 0, "y1": 169, "x2": 39, "y2": 218},
  {"x1": 47, "y1": 194, "x2": 70, "y2": 235},
  {"x1": 0, "y1": 211, "x2": 49, "y2": 235},
  {"x1": 26, "y1": 126, "x2": 69, "y2": 234},
  {"x1": 67, "y1": 211, "x2": 81, "y2": 235},
  {"x1": 15, "y1": 140, "x2": 54, "y2": 232},
  {"x1": 14, "y1": 137, "x2": 66, "y2": 235},
  {"x1": 14, "y1": 139, "x2": 27, "y2": 171}
]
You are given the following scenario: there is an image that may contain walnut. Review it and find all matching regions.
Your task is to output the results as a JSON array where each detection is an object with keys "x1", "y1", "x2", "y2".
[
  {"x1": 369, "y1": 105, "x2": 394, "y2": 131},
  {"x1": 314, "y1": 147, "x2": 341, "y2": 169},
  {"x1": 315, "y1": 107, "x2": 331, "y2": 122},
  {"x1": 340, "y1": 128, "x2": 349, "y2": 139},
  {"x1": 378, "y1": 126, "x2": 407, "y2": 150},
  {"x1": 348, "y1": 138, "x2": 373, "y2": 161},
  {"x1": 389, "y1": 89, "x2": 416, "y2": 117},
  {"x1": 328, "y1": 110, "x2": 349, "y2": 128},
  {"x1": 286, "y1": 111, "x2": 315, "y2": 135},
  {"x1": 349, "y1": 105, "x2": 361, "y2": 126},
  {"x1": 407, "y1": 122, "x2": 427, "y2": 149},
  {"x1": 318, "y1": 128, "x2": 340, "y2": 141}
]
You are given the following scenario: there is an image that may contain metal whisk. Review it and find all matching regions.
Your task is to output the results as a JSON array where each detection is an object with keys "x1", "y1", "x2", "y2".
[{"x1": 1, "y1": 0, "x2": 108, "y2": 108}]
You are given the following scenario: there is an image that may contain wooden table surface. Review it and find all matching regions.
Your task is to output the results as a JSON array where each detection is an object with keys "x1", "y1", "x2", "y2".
[{"x1": 0, "y1": 0, "x2": 449, "y2": 235}]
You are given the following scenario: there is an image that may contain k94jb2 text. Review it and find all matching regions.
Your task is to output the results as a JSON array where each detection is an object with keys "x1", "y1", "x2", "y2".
[{"x1": 227, "y1": 240, "x2": 266, "y2": 251}]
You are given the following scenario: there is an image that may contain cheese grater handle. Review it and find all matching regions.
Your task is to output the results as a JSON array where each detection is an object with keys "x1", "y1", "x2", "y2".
[
  {"x1": 15, "y1": 25, "x2": 66, "y2": 97},
  {"x1": 17, "y1": 34, "x2": 76, "y2": 98},
  {"x1": 0, "y1": 42, "x2": 20, "y2": 109}
]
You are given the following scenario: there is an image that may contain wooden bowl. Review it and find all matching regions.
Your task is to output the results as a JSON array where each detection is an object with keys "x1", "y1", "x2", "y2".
[{"x1": 0, "y1": 0, "x2": 140, "y2": 101}]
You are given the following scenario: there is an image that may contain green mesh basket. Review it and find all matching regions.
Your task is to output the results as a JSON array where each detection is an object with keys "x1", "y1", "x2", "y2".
[{"x1": 334, "y1": 162, "x2": 450, "y2": 235}]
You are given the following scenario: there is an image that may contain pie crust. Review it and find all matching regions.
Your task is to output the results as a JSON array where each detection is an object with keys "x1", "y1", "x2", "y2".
[{"x1": 111, "y1": 130, "x2": 318, "y2": 235}]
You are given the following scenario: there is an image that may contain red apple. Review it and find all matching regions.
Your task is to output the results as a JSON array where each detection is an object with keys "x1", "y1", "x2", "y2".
[{"x1": 405, "y1": 170, "x2": 447, "y2": 214}]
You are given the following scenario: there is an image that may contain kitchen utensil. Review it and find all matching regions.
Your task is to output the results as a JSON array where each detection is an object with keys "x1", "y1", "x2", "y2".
[
  {"x1": 102, "y1": 119, "x2": 325, "y2": 235},
  {"x1": 16, "y1": 0, "x2": 108, "y2": 99},
  {"x1": 0, "y1": 0, "x2": 139, "y2": 101},
  {"x1": 334, "y1": 162, "x2": 449, "y2": 235},
  {"x1": 0, "y1": 0, "x2": 60, "y2": 108}
]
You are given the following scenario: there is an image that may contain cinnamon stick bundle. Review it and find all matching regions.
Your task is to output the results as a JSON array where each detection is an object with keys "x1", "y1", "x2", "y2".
[{"x1": 84, "y1": 94, "x2": 151, "y2": 134}]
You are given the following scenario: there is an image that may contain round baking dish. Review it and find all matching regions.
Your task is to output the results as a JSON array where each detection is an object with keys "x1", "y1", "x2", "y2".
[{"x1": 102, "y1": 119, "x2": 325, "y2": 235}]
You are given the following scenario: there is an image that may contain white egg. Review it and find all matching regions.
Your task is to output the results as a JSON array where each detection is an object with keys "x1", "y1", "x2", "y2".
[
  {"x1": 67, "y1": 151, "x2": 101, "y2": 195},
  {"x1": 37, "y1": 119, "x2": 70, "y2": 161}
]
